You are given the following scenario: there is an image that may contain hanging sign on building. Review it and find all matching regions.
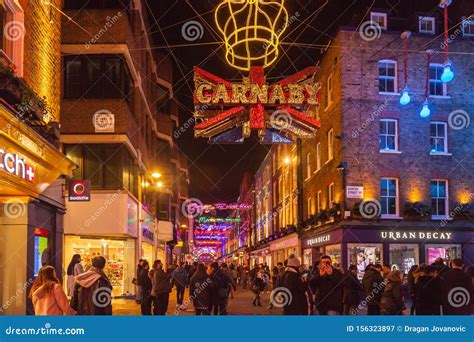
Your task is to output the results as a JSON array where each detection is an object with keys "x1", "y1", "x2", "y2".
[
  {"x1": 68, "y1": 180, "x2": 91, "y2": 201},
  {"x1": 346, "y1": 186, "x2": 364, "y2": 199}
]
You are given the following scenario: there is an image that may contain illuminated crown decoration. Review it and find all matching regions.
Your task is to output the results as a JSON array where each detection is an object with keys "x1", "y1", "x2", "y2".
[{"x1": 215, "y1": 0, "x2": 289, "y2": 71}]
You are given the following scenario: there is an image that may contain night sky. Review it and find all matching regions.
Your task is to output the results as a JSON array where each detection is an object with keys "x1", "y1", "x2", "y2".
[{"x1": 146, "y1": 0, "x2": 472, "y2": 203}]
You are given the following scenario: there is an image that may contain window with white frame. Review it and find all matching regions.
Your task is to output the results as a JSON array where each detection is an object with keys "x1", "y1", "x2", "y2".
[
  {"x1": 328, "y1": 183, "x2": 335, "y2": 208},
  {"x1": 419, "y1": 16, "x2": 435, "y2": 34},
  {"x1": 431, "y1": 180, "x2": 448, "y2": 218},
  {"x1": 307, "y1": 197, "x2": 313, "y2": 217},
  {"x1": 316, "y1": 143, "x2": 321, "y2": 172},
  {"x1": 429, "y1": 63, "x2": 447, "y2": 96},
  {"x1": 379, "y1": 119, "x2": 398, "y2": 152},
  {"x1": 326, "y1": 73, "x2": 333, "y2": 108},
  {"x1": 378, "y1": 60, "x2": 397, "y2": 94},
  {"x1": 327, "y1": 129, "x2": 334, "y2": 162},
  {"x1": 381, "y1": 178, "x2": 398, "y2": 217},
  {"x1": 317, "y1": 191, "x2": 323, "y2": 212},
  {"x1": 462, "y1": 17, "x2": 474, "y2": 36},
  {"x1": 0, "y1": 0, "x2": 24, "y2": 76},
  {"x1": 306, "y1": 152, "x2": 312, "y2": 180},
  {"x1": 370, "y1": 12, "x2": 387, "y2": 30},
  {"x1": 430, "y1": 122, "x2": 448, "y2": 154}
]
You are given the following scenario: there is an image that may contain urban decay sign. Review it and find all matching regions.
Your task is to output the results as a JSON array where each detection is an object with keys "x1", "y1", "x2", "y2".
[
  {"x1": 381, "y1": 231, "x2": 452, "y2": 241},
  {"x1": 0, "y1": 147, "x2": 35, "y2": 182}
]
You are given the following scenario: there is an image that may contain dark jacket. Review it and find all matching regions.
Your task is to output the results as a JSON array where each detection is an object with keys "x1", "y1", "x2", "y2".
[
  {"x1": 342, "y1": 271, "x2": 362, "y2": 306},
  {"x1": 362, "y1": 269, "x2": 384, "y2": 305},
  {"x1": 415, "y1": 275, "x2": 443, "y2": 315},
  {"x1": 281, "y1": 267, "x2": 308, "y2": 315},
  {"x1": 151, "y1": 269, "x2": 172, "y2": 297},
  {"x1": 171, "y1": 267, "x2": 189, "y2": 288},
  {"x1": 380, "y1": 281, "x2": 405, "y2": 315},
  {"x1": 71, "y1": 267, "x2": 113, "y2": 315},
  {"x1": 251, "y1": 275, "x2": 265, "y2": 293},
  {"x1": 190, "y1": 272, "x2": 212, "y2": 310},
  {"x1": 442, "y1": 268, "x2": 472, "y2": 315},
  {"x1": 407, "y1": 270, "x2": 416, "y2": 297},
  {"x1": 310, "y1": 267, "x2": 343, "y2": 313},
  {"x1": 139, "y1": 268, "x2": 152, "y2": 295},
  {"x1": 209, "y1": 270, "x2": 230, "y2": 306}
]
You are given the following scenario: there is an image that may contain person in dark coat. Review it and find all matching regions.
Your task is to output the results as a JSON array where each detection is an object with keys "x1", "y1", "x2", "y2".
[
  {"x1": 281, "y1": 254, "x2": 308, "y2": 315},
  {"x1": 310, "y1": 255, "x2": 343, "y2": 315},
  {"x1": 250, "y1": 265, "x2": 265, "y2": 306},
  {"x1": 268, "y1": 262, "x2": 285, "y2": 309},
  {"x1": 150, "y1": 260, "x2": 172, "y2": 315},
  {"x1": 414, "y1": 265, "x2": 443, "y2": 315},
  {"x1": 71, "y1": 256, "x2": 113, "y2": 315},
  {"x1": 362, "y1": 264, "x2": 384, "y2": 315},
  {"x1": 465, "y1": 266, "x2": 474, "y2": 315},
  {"x1": 189, "y1": 263, "x2": 211, "y2": 315},
  {"x1": 406, "y1": 265, "x2": 418, "y2": 315},
  {"x1": 380, "y1": 270, "x2": 406, "y2": 315},
  {"x1": 343, "y1": 265, "x2": 362, "y2": 315},
  {"x1": 208, "y1": 262, "x2": 230, "y2": 315},
  {"x1": 134, "y1": 259, "x2": 144, "y2": 304},
  {"x1": 432, "y1": 257, "x2": 450, "y2": 278},
  {"x1": 171, "y1": 263, "x2": 189, "y2": 308},
  {"x1": 139, "y1": 260, "x2": 152, "y2": 315},
  {"x1": 442, "y1": 258, "x2": 472, "y2": 315}
]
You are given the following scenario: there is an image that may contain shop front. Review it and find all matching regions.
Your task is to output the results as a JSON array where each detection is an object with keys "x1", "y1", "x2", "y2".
[
  {"x1": 140, "y1": 207, "x2": 156, "y2": 263},
  {"x1": 269, "y1": 233, "x2": 300, "y2": 266},
  {"x1": 0, "y1": 104, "x2": 76, "y2": 314},
  {"x1": 301, "y1": 229, "x2": 343, "y2": 268},
  {"x1": 250, "y1": 245, "x2": 270, "y2": 267}
]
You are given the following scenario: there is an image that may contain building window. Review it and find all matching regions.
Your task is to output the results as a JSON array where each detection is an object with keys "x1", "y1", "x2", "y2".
[
  {"x1": 326, "y1": 73, "x2": 333, "y2": 109},
  {"x1": 381, "y1": 178, "x2": 398, "y2": 217},
  {"x1": 317, "y1": 191, "x2": 323, "y2": 212},
  {"x1": 462, "y1": 18, "x2": 474, "y2": 36},
  {"x1": 64, "y1": 55, "x2": 132, "y2": 99},
  {"x1": 305, "y1": 152, "x2": 312, "y2": 180},
  {"x1": 0, "y1": 0, "x2": 24, "y2": 76},
  {"x1": 378, "y1": 60, "x2": 397, "y2": 94},
  {"x1": 327, "y1": 129, "x2": 334, "y2": 162},
  {"x1": 429, "y1": 63, "x2": 447, "y2": 96},
  {"x1": 316, "y1": 143, "x2": 321, "y2": 172},
  {"x1": 419, "y1": 16, "x2": 435, "y2": 34},
  {"x1": 328, "y1": 183, "x2": 335, "y2": 208},
  {"x1": 307, "y1": 197, "x2": 313, "y2": 218},
  {"x1": 430, "y1": 122, "x2": 448, "y2": 154},
  {"x1": 370, "y1": 12, "x2": 387, "y2": 30},
  {"x1": 431, "y1": 180, "x2": 448, "y2": 218},
  {"x1": 379, "y1": 119, "x2": 398, "y2": 152}
]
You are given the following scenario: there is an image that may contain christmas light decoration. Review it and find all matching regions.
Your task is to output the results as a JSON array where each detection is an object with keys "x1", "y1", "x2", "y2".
[
  {"x1": 420, "y1": 50, "x2": 432, "y2": 118},
  {"x1": 439, "y1": 0, "x2": 454, "y2": 83},
  {"x1": 214, "y1": 0, "x2": 289, "y2": 71},
  {"x1": 399, "y1": 31, "x2": 411, "y2": 106}
]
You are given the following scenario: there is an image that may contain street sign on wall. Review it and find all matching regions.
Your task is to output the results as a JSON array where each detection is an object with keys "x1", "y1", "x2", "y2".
[{"x1": 346, "y1": 186, "x2": 364, "y2": 199}]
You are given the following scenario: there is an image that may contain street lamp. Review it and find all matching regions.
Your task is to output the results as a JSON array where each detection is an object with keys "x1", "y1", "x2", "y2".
[{"x1": 152, "y1": 172, "x2": 162, "y2": 179}]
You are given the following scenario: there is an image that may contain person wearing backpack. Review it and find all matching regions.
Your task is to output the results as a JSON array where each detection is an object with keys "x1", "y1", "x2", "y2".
[{"x1": 208, "y1": 262, "x2": 230, "y2": 315}]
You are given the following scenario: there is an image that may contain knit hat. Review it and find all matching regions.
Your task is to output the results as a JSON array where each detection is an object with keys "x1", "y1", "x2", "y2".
[{"x1": 287, "y1": 254, "x2": 301, "y2": 267}]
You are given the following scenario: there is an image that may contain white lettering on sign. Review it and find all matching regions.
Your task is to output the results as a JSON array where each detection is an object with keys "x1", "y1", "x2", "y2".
[
  {"x1": 306, "y1": 234, "x2": 330, "y2": 246},
  {"x1": 381, "y1": 231, "x2": 452, "y2": 241},
  {"x1": 346, "y1": 186, "x2": 364, "y2": 199},
  {"x1": 0, "y1": 148, "x2": 35, "y2": 182}
]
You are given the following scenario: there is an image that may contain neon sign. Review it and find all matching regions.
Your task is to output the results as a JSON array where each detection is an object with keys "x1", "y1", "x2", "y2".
[{"x1": 0, "y1": 148, "x2": 35, "y2": 182}]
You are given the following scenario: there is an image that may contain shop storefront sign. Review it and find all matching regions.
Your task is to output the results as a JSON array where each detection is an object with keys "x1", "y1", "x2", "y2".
[
  {"x1": 68, "y1": 180, "x2": 91, "y2": 201},
  {"x1": 302, "y1": 230, "x2": 343, "y2": 248},
  {"x1": 346, "y1": 186, "x2": 364, "y2": 199},
  {"x1": 0, "y1": 148, "x2": 35, "y2": 182},
  {"x1": 381, "y1": 231, "x2": 452, "y2": 241},
  {"x1": 269, "y1": 235, "x2": 299, "y2": 252}
]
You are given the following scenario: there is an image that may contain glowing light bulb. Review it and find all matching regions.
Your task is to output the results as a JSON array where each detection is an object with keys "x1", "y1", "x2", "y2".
[
  {"x1": 420, "y1": 100, "x2": 431, "y2": 118},
  {"x1": 399, "y1": 87, "x2": 411, "y2": 105},
  {"x1": 441, "y1": 64, "x2": 454, "y2": 83}
]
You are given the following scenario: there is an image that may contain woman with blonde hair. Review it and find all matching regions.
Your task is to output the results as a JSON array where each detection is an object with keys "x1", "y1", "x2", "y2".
[
  {"x1": 380, "y1": 270, "x2": 407, "y2": 315},
  {"x1": 30, "y1": 266, "x2": 76, "y2": 315}
]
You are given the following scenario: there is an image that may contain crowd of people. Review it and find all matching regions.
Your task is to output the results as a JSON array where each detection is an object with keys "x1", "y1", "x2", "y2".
[{"x1": 28, "y1": 253, "x2": 473, "y2": 316}]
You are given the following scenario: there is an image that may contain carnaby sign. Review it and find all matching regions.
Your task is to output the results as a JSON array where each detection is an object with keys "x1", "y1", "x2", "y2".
[
  {"x1": 381, "y1": 231, "x2": 452, "y2": 241},
  {"x1": 0, "y1": 147, "x2": 35, "y2": 182}
]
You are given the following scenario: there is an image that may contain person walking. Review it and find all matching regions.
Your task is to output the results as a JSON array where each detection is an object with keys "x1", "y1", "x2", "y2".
[
  {"x1": 66, "y1": 254, "x2": 84, "y2": 297},
  {"x1": 362, "y1": 264, "x2": 384, "y2": 315},
  {"x1": 139, "y1": 260, "x2": 152, "y2": 315},
  {"x1": 342, "y1": 265, "x2": 362, "y2": 315},
  {"x1": 414, "y1": 265, "x2": 443, "y2": 315},
  {"x1": 442, "y1": 258, "x2": 472, "y2": 315},
  {"x1": 406, "y1": 264, "x2": 418, "y2": 315},
  {"x1": 171, "y1": 263, "x2": 188, "y2": 310},
  {"x1": 465, "y1": 266, "x2": 474, "y2": 315},
  {"x1": 268, "y1": 262, "x2": 285, "y2": 309},
  {"x1": 150, "y1": 260, "x2": 172, "y2": 315},
  {"x1": 432, "y1": 257, "x2": 449, "y2": 278},
  {"x1": 380, "y1": 270, "x2": 407, "y2": 315},
  {"x1": 221, "y1": 263, "x2": 237, "y2": 299},
  {"x1": 250, "y1": 265, "x2": 265, "y2": 306},
  {"x1": 30, "y1": 266, "x2": 76, "y2": 316},
  {"x1": 71, "y1": 256, "x2": 113, "y2": 315},
  {"x1": 208, "y1": 262, "x2": 230, "y2": 315},
  {"x1": 190, "y1": 263, "x2": 212, "y2": 315},
  {"x1": 310, "y1": 255, "x2": 343, "y2": 315},
  {"x1": 281, "y1": 254, "x2": 308, "y2": 315},
  {"x1": 134, "y1": 259, "x2": 144, "y2": 304}
]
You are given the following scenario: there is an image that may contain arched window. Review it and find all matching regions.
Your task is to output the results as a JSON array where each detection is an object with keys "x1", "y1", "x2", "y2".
[
  {"x1": 305, "y1": 152, "x2": 311, "y2": 180},
  {"x1": 0, "y1": 0, "x2": 24, "y2": 76}
]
